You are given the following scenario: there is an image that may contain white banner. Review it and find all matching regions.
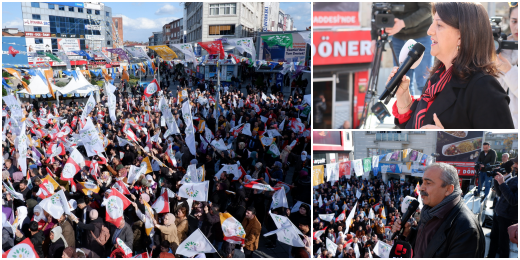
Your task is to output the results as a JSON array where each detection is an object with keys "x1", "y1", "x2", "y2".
[
  {"x1": 225, "y1": 38, "x2": 256, "y2": 61},
  {"x1": 79, "y1": 118, "x2": 104, "y2": 157},
  {"x1": 170, "y1": 43, "x2": 197, "y2": 64}
]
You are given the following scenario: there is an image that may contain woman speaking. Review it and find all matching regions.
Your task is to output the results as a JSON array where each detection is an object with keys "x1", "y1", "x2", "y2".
[{"x1": 390, "y1": 2, "x2": 515, "y2": 129}]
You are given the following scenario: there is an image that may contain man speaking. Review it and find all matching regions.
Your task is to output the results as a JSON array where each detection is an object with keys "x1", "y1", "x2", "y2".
[{"x1": 392, "y1": 163, "x2": 485, "y2": 257}]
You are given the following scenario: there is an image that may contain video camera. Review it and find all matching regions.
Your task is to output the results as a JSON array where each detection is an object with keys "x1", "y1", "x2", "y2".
[
  {"x1": 490, "y1": 17, "x2": 518, "y2": 54},
  {"x1": 372, "y1": 3, "x2": 405, "y2": 28},
  {"x1": 474, "y1": 162, "x2": 507, "y2": 177}
]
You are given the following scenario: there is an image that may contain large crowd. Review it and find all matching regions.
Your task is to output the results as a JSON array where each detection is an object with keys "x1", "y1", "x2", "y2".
[
  {"x1": 2, "y1": 62, "x2": 312, "y2": 258},
  {"x1": 313, "y1": 176, "x2": 422, "y2": 258}
]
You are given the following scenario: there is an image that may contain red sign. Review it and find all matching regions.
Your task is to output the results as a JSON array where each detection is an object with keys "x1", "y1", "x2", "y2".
[
  {"x1": 313, "y1": 11, "x2": 359, "y2": 27},
  {"x1": 25, "y1": 32, "x2": 51, "y2": 38},
  {"x1": 353, "y1": 70, "x2": 369, "y2": 129},
  {"x1": 111, "y1": 62, "x2": 120, "y2": 66},
  {"x1": 312, "y1": 30, "x2": 373, "y2": 66},
  {"x1": 438, "y1": 161, "x2": 476, "y2": 177}
]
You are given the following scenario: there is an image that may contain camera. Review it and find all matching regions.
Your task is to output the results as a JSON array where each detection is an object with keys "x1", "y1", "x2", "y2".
[
  {"x1": 475, "y1": 162, "x2": 507, "y2": 177},
  {"x1": 490, "y1": 17, "x2": 519, "y2": 54},
  {"x1": 372, "y1": 3, "x2": 405, "y2": 28}
]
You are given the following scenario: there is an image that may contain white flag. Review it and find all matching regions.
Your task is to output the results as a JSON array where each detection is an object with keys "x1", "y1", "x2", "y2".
[
  {"x1": 80, "y1": 94, "x2": 96, "y2": 121},
  {"x1": 180, "y1": 165, "x2": 200, "y2": 184},
  {"x1": 326, "y1": 237, "x2": 338, "y2": 256},
  {"x1": 352, "y1": 159, "x2": 364, "y2": 177},
  {"x1": 270, "y1": 187, "x2": 288, "y2": 209},
  {"x1": 319, "y1": 214, "x2": 335, "y2": 222},
  {"x1": 117, "y1": 136, "x2": 134, "y2": 147},
  {"x1": 263, "y1": 212, "x2": 305, "y2": 247},
  {"x1": 175, "y1": 229, "x2": 216, "y2": 257},
  {"x1": 79, "y1": 117, "x2": 104, "y2": 157},
  {"x1": 178, "y1": 181, "x2": 210, "y2": 201},
  {"x1": 368, "y1": 208, "x2": 375, "y2": 219},
  {"x1": 373, "y1": 241, "x2": 392, "y2": 258},
  {"x1": 291, "y1": 201, "x2": 310, "y2": 213},
  {"x1": 225, "y1": 37, "x2": 256, "y2": 61},
  {"x1": 241, "y1": 123, "x2": 252, "y2": 136},
  {"x1": 16, "y1": 121, "x2": 28, "y2": 176},
  {"x1": 211, "y1": 139, "x2": 227, "y2": 151},
  {"x1": 345, "y1": 201, "x2": 358, "y2": 234}
]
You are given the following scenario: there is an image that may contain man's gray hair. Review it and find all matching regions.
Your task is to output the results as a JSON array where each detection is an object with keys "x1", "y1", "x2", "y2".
[
  {"x1": 503, "y1": 153, "x2": 510, "y2": 158},
  {"x1": 425, "y1": 162, "x2": 461, "y2": 191}
]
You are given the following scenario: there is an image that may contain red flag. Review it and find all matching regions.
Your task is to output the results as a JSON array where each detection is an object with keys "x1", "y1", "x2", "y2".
[
  {"x1": 60, "y1": 149, "x2": 85, "y2": 181},
  {"x1": 36, "y1": 183, "x2": 52, "y2": 199},
  {"x1": 114, "y1": 180, "x2": 131, "y2": 195},
  {"x1": 2, "y1": 238, "x2": 39, "y2": 258},
  {"x1": 105, "y1": 188, "x2": 132, "y2": 227},
  {"x1": 124, "y1": 128, "x2": 139, "y2": 143},
  {"x1": 71, "y1": 116, "x2": 78, "y2": 128},
  {"x1": 151, "y1": 190, "x2": 170, "y2": 214},
  {"x1": 339, "y1": 161, "x2": 351, "y2": 178},
  {"x1": 198, "y1": 41, "x2": 226, "y2": 59},
  {"x1": 143, "y1": 79, "x2": 160, "y2": 98},
  {"x1": 8, "y1": 46, "x2": 20, "y2": 57},
  {"x1": 313, "y1": 227, "x2": 327, "y2": 240}
]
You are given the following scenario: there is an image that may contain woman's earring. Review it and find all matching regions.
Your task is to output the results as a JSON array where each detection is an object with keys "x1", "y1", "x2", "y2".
[{"x1": 457, "y1": 45, "x2": 460, "y2": 51}]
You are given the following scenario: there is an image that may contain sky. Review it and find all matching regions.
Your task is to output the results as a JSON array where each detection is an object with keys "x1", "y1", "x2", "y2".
[{"x1": 2, "y1": 2, "x2": 311, "y2": 42}]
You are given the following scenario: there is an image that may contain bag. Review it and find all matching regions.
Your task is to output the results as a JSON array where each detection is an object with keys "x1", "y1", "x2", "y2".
[{"x1": 91, "y1": 224, "x2": 110, "y2": 246}]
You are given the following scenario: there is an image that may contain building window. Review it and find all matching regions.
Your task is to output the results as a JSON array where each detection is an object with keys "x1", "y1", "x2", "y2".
[
  {"x1": 106, "y1": 12, "x2": 110, "y2": 16},
  {"x1": 95, "y1": 10, "x2": 100, "y2": 15},
  {"x1": 78, "y1": 8, "x2": 83, "y2": 13},
  {"x1": 59, "y1": 5, "x2": 65, "y2": 11},
  {"x1": 35, "y1": 38, "x2": 43, "y2": 44},
  {"x1": 48, "y1": 4, "x2": 54, "y2": 9},
  {"x1": 87, "y1": 9, "x2": 92, "y2": 14},
  {"x1": 34, "y1": 26, "x2": 42, "y2": 32},
  {"x1": 69, "y1": 7, "x2": 74, "y2": 12},
  {"x1": 107, "y1": 41, "x2": 111, "y2": 45},
  {"x1": 209, "y1": 25, "x2": 235, "y2": 35},
  {"x1": 31, "y1": 2, "x2": 40, "y2": 8},
  {"x1": 32, "y1": 14, "x2": 41, "y2": 20},
  {"x1": 209, "y1": 3, "x2": 236, "y2": 15}
]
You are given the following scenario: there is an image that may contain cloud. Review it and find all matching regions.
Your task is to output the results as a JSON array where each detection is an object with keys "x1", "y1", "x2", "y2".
[
  {"x1": 155, "y1": 4, "x2": 176, "y2": 15},
  {"x1": 118, "y1": 14, "x2": 177, "y2": 30},
  {"x1": 3, "y1": 18, "x2": 23, "y2": 30}
]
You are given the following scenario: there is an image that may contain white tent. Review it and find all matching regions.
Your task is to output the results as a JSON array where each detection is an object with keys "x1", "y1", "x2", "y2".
[
  {"x1": 18, "y1": 68, "x2": 60, "y2": 95},
  {"x1": 58, "y1": 68, "x2": 99, "y2": 95}
]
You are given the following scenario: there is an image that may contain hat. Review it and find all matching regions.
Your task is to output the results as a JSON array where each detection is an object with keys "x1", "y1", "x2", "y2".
[
  {"x1": 255, "y1": 162, "x2": 263, "y2": 169},
  {"x1": 190, "y1": 159, "x2": 198, "y2": 165},
  {"x1": 274, "y1": 161, "x2": 282, "y2": 168}
]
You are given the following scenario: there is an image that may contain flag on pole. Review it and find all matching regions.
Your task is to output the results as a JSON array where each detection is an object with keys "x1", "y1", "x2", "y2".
[
  {"x1": 313, "y1": 227, "x2": 327, "y2": 240},
  {"x1": 151, "y1": 191, "x2": 170, "y2": 214},
  {"x1": 178, "y1": 181, "x2": 210, "y2": 201},
  {"x1": 113, "y1": 180, "x2": 130, "y2": 195},
  {"x1": 60, "y1": 148, "x2": 85, "y2": 181},
  {"x1": 220, "y1": 213, "x2": 246, "y2": 246},
  {"x1": 318, "y1": 214, "x2": 335, "y2": 222},
  {"x1": 326, "y1": 237, "x2": 338, "y2": 256},
  {"x1": 263, "y1": 212, "x2": 306, "y2": 247},
  {"x1": 175, "y1": 229, "x2": 217, "y2": 257},
  {"x1": 103, "y1": 188, "x2": 132, "y2": 227},
  {"x1": 336, "y1": 209, "x2": 346, "y2": 222},
  {"x1": 244, "y1": 181, "x2": 280, "y2": 192},
  {"x1": 270, "y1": 187, "x2": 288, "y2": 209}
]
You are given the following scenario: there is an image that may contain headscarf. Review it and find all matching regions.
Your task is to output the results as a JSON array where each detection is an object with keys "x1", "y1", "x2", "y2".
[
  {"x1": 89, "y1": 209, "x2": 98, "y2": 220},
  {"x1": 301, "y1": 151, "x2": 307, "y2": 161},
  {"x1": 249, "y1": 151, "x2": 258, "y2": 165},
  {"x1": 33, "y1": 205, "x2": 48, "y2": 222},
  {"x1": 63, "y1": 247, "x2": 75, "y2": 258},
  {"x1": 13, "y1": 206, "x2": 28, "y2": 230},
  {"x1": 146, "y1": 175, "x2": 156, "y2": 187},
  {"x1": 2, "y1": 212, "x2": 14, "y2": 237},
  {"x1": 51, "y1": 226, "x2": 68, "y2": 247}
]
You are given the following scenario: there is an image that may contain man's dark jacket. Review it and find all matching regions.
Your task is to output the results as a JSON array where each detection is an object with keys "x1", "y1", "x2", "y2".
[
  {"x1": 493, "y1": 176, "x2": 518, "y2": 221},
  {"x1": 478, "y1": 148, "x2": 497, "y2": 165},
  {"x1": 409, "y1": 199, "x2": 485, "y2": 257}
]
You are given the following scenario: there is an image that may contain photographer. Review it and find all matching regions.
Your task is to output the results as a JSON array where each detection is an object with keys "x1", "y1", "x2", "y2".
[
  {"x1": 496, "y1": 4, "x2": 518, "y2": 128},
  {"x1": 391, "y1": 163, "x2": 485, "y2": 257},
  {"x1": 487, "y1": 158, "x2": 518, "y2": 258},
  {"x1": 371, "y1": 2, "x2": 433, "y2": 95},
  {"x1": 478, "y1": 142, "x2": 497, "y2": 199}
]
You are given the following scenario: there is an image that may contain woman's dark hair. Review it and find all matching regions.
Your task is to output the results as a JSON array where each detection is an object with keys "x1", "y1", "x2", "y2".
[{"x1": 431, "y1": 2, "x2": 500, "y2": 80}]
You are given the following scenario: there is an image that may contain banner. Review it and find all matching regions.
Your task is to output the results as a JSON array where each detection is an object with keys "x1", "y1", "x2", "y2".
[
  {"x1": 225, "y1": 37, "x2": 256, "y2": 61},
  {"x1": 312, "y1": 165, "x2": 325, "y2": 186},
  {"x1": 178, "y1": 181, "x2": 210, "y2": 201},
  {"x1": 106, "y1": 48, "x2": 130, "y2": 61},
  {"x1": 197, "y1": 41, "x2": 225, "y2": 59},
  {"x1": 261, "y1": 34, "x2": 294, "y2": 48},
  {"x1": 435, "y1": 131, "x2": 484, "y2": 162},
  {"x1": 124, "y1": 46, "x2": 152, "y2": 63},
  {"x1": 79, "y1": 118, "x2": 104, "y2": 157},
  {"x1": 148, "y1": 45, "x2": 178, "y2": 61},
  {"x1": 339, "y1": 161, "x2": 351, "y2": 178},
  {"x1": 298, "y1": 31, "x2": 311, "y2": 45},
  {"x1": 170, "y1": 43, "x2": 197, "y2": 64}
]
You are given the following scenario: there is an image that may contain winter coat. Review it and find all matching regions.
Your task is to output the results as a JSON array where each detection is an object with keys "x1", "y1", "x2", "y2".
[
  {"x1": 59, "y1": 218, "x2": 75, "y2": 248},
  {"x1": 77, "y1": 218, "x2": 105, "y2": 257},
  {"x1": 2, "y1": 227, "x2": 14, "y2": 251},
  {"x1": 109, "y1": 221, "x2": 134, "y2": 251},
  {"x1": 48, "y1": 237, "x2": 65, "y2": 258},
  {"x1": 242, "y1": 216, "x2": 261, "y2": 251}
]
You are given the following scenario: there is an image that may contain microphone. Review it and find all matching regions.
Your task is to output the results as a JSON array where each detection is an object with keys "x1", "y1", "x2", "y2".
[
  {"x1": 391, "y1": 198, "x2": 420, "y2": 240},
  {"x1": 379, "y1": 40, "x2": 426, "y2": 104}
]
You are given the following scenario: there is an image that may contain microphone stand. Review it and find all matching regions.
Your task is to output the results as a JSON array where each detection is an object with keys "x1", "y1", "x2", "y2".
[{"x1": 359, "y1": 28, "x2": 398, "y2": 129}]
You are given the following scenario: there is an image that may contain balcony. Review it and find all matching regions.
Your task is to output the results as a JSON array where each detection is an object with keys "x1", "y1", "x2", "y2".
[{"x1": 375, "y1": 133, "x2": 409, "y2": 142}]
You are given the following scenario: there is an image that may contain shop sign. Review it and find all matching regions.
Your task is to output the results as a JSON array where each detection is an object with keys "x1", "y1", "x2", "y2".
[{"x1": 312, "y1": 30, "x2": 373, "y2": 65}]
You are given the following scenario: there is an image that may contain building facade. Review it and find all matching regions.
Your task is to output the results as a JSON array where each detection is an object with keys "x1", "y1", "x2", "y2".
[
  {"x1": 21, "y1": 2, "x2": 113, "y2": 65},
  {"x1": 169, "y1": 18, "x2": 184, "y2": 44},
  {"x1": 313, "y1": 131, "x2": 354, "y2": 166}
]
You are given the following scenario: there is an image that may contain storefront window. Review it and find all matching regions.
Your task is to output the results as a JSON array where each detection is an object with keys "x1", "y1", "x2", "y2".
[{"x1": 313, "y1": 131, "x2": 342, "y2": 145}]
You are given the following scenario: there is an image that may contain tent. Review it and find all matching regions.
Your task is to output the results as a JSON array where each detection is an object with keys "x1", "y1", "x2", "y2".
[
  {"x1": 17, "y1": 69, "x2": 60, "y2": 95},
  {"x1": 57, "y1": 68, "x2": 99, "y2": 95}
]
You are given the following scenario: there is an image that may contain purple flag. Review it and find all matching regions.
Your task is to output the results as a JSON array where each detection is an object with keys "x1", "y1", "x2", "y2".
[
  {"x1": 410, "y1": 150, "x2": 418, "y2": 161},
  {"x1": 390, "y1": 151, "x2": 399, "y2": 161},
  {"x1": 2, "y1": 206, "x2": 13, "y2": 224},
  {"x1": 106, "y1": 48, "x2": 130, "y2": 61},
  {"x1": 389, "y1": 164, "x2": 397, "y2": 173}
]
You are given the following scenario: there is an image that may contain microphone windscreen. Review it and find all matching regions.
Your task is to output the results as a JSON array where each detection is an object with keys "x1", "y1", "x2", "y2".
[
  {"x1": 398, "y1": 39, "x2": 425, "y2": 70},
  {"x1": 389, "y1": 240, "x2": 413, "y2": 258}
]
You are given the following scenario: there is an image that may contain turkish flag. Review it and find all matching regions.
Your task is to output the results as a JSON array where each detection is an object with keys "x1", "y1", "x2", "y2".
[{"x1": 198, "y1": 41, "x2": 226, "y2": 59}]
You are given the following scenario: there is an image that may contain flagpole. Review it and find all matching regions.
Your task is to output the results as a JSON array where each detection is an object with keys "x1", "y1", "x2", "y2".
[{"x1": 201, "y1": 230, "x2": 223, "y2": 258}]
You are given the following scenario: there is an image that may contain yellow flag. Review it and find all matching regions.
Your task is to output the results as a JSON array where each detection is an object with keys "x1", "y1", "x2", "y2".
[
  {"x1": 43, "y1": 69, "x2": 55, "y2": 98},
  {"x1": 403, "y1": 149, "x2": 409, "y2": 159},
  {"x1": 142, "y1": 157, "x2": 153, "y2": 174},
  {"x1": 406, "y1": 162, "x2": 412, "y2": 170},
  {"x1": 148, "y1": 45, "x2": 178, "y2": 61},
  {"x1": 313, "y1": 165, "x2": 325, "y2": 186},
  {"x1": 43, "y1": 174, "x2": 60, "y2": 191}
]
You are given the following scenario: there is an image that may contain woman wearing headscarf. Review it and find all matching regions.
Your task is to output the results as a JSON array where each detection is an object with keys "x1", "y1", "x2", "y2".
[
  {"x1": 48, "y1": 226, "x2": 67, "y2": 258},
  {"x1": 12, "y1": 206, "x2": 30, "y2": 238},
  {"x1": 2, "y1": 212, "x2": 14, "y2": 251}
]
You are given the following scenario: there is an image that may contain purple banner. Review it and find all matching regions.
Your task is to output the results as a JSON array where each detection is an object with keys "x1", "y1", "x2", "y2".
[
  {"x1": 410, "y1": 150, "x2": 418, "y2": 161},
  {"x1": 106, "y1": 48, "x2": 130, "y2": 61}
]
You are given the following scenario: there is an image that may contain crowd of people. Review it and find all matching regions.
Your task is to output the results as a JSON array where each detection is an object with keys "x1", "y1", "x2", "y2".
[
  {"x1": 313, "y1": 175, "x2": 421, "y2": 258},
  {"x1": 2, "y1": 61, "x2": 312, "y2": 258}
]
